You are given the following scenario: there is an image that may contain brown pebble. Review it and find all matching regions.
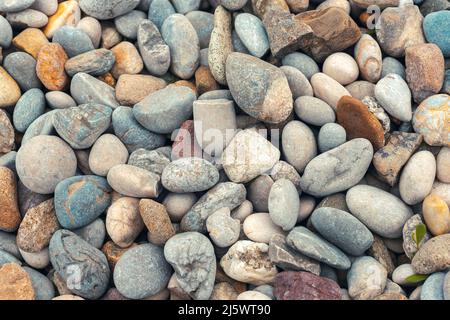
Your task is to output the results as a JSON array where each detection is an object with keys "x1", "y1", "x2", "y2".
[
  {"x1": 101, "y1": 240, "x2": 137, "y2": 270},
  {"x1": 0, "y1": 167, "x2": 21, "y2": 232},
  {"x1": 115, "y1": 74, "x2": 167, "y2": 106},
  {"x1": 0, "y1": 109, "x2": 15, "y2": 154},
  {"x1": 195, "y1": 65, "x2": 220, "y2": 96},
  {"x1": 36, "y1": 43, "x2": 69, "y2": 91},
  {"x1": 0, "y1": 263, "x2": 35, "y2": 300},
  {"x1": 174, "y1": 80, "x2": 198, "y2": 95},
  {"x1": 139, "y1": 199, "x2": 175, "y2": 246},
  {"x1": 111, "y1": 41, "x2": 144, "y2": 79},
  {"x1": 98, "y1": 72, "x2": 116, "y2": 87},
  {"x1": 12, "y1": 28, "x2": 49, "y2": 59},
  {"x1": 0, "y1": 67, "x2": 21, "y2": 108}
]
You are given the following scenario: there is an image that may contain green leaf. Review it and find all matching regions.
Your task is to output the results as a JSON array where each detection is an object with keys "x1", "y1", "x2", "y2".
[
  {"x1": 413, "y1": 224, "x2": 427, "y2": 248},
  {"x1": 404, "y1": 274, "x2": 429, "y2": 284}
]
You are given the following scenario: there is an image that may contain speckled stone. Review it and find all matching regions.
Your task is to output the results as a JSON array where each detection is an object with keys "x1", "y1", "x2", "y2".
[
  {"x1": 0, "y1": 263, "x2": 35, "y2": 300},
  {"x1": 0, "y1": 110, "x2": 14, "y2": 154},
  {"x1": 35, "y1": 43, "x2": 69, "y2": 91},
  {"x1": 206, "y1": 208, "x2": 240, "y2": 248},
  {"x1": 139, "y1": 199, "x2": 175, "y2": 246},
  {"x1": 403, "y1": 214, "x2": 431, "y2": 259},
  {"x1": 347, "y1": 256, "x2": 388, "y2": 300},
  {"x1": 78, "y1": 0, "x2": 140, "y2": 20},
  {"x1": 6, "y1": 9, "x2": 48, "y2": 29},
  {"x1": 0, "y1": 167, "x2": 21, "y2": 232},
  {"x1": 12, "y1": 28, "x2": 49, "y2": 59},
  {"x1": 423, "y1": 11, "x2": 450, "y2": 58},
  {"x1": 412, "y1": 234, "x2": 450, "y2": 274}
]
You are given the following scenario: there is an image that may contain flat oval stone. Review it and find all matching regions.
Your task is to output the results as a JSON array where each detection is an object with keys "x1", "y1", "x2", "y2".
[
  {"x1": 0, "y1": 0, "x2": 35, "y2": 12},
  {"x1": 234, "y1": 13, "x2": 269, "y2": 58},
  {"x1": 282, "y1": 120, "x2": 317, "y2": 172},
  {"x1": 311, "y1": 72, "x2": 351, "y2": 110},
  {"x1": 161, "y1": 14, "x2": 200, "y2": 79},
  {"x1": 148, "y1": 0, "x2": 175, "y2": 30},
  {"x1": 423, "y1": 11, "x2": 450, "y2": 58},
  {"x1": 399, "y1": 151, "x2": 436, "y2": 205},
  {"x1": 31, "y1": 0, "x2": 57, "y2": 16},
  {"x1": 423, "y1": 194, "x2": 450, "y2": 236},
  {"x1": 137, "y1": 20, "x2": 170, "y2": 77},
  {"x1": 114, "y1": 243, "x2": 171, "y2": 299},
  {"x1": 286, "y1": 227, "x2": 351, "y2": 270},
  {"x1": 412, "y1": 234, "x2": 450, "y2": 274},
  {"x1": 162, "y1": 157, "x2": 219, "y2": 193},
  {"x1": 282, "y1": 52, "x2": 320, "y2": 80},
  {"x1": 0, "y1": 167, "x2": 21, "y2": 232},
  {"x1": 165, "y1": 232, "x2": 216, "y2": 299},
  {"x1": 318, "y1": 123, "x2": 347, "y2": 153},
  {"x1": 0, "y1": 67, "x2": 21, "y2": 108},
  {"x1": 110, "y1": 41, "x2": 144, "y2": 79},
  {"x1": 346, "y1": 185, "x2": 413, "y2": 238},
  {"x1": 280, "y1": 66, "x2": 313, "y2": 99},
  {"x1": 89, "y1": 134, "x2": 128, "y2": 177},
  {"x1": 323, "y1": 52, "x2": 359, "y2": 86},
  {"x1": 226, "y1": 52, "x2": 293, "y2": 124},
  {"x1": 300, "y1": 138, "x2": 373, "y2": 197},
  {"x1": 181, "y1": 182, "x2": 246, "y2": 232},
  {"x1": 77, "y1": 17, "x2": 101, "y2": 48},
  {"x1": 53, "y1": 103, "x2": 112, "y2": 149},
  {"x1": 52, "y1": 26, "x2": 94, "y2": 58},
  {"x1": 0, "y1": 15, "x2": 12, "y2": 48},
  {"x1": 133, "y1": 85, "x2": 196, "y2": 134},
  {"x1": 107, "y1": 164, "x2": 161, "y2": 198},
  {"x1": 347, "y1": 256, "x2": 388, "y2": 300},
  {"x1": 421, "y1": 272, "x2": 446, "y2": 300},
  {"x1": 36, "y1": 43, "x2": 68, "y2": 91},
  {"x1": 412, "y1": 94, "x2": 449, "y2": 147},
  {"x1": 13, "y1": 88, "x2": 46, "y2": 133},
  {"x1": 243, "y1": 212, "x2": 285, "y2": 244},
  {"x1": 49, "y1": 230, "x2": 110, "y2": 299},
  {"x1": 70, "y1": 72, "x2": 119, "y2": 109},
  {"x1": 45, "y1": 91, "x2": 76, "y2": 109},
  {"x1": 354, "y1": 34, "x2": 382, "y2": 83},
  {"x1": 16, "y1": 135, "x2": 77, "y2": 194},
  {"x1": 311, "y1": 207, "x2": 374, "y2": 256},
  {"x1": 374, "y1": 73, "x2": 412, "y2": 122},
  {"x1": 54, "y1": 175, "x2": 112, "y2": 229},
  {"x1": 65, "y1": 48, "x2": 115, "y2": 77},
  {"x1": 268, "y1": 179, "x2": 299, "y2": 231},
  {"x1": 112, "y1": 106, "x2": 166, "y2": 153},
  {"x1": 78, "y1": 0, "x2": 139, "y2": 20},
  {"x1": 3, "y1": 51, "x2": 41, "y2": 91}
]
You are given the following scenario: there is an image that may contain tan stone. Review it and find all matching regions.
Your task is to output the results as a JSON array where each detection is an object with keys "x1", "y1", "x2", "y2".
[
  {"x1": 115, "y1": 74, "x2": 166, "y2": 106},
  {"x1": 36, "y1": 43, "x2": 69, "y2": 91},
  {"x1": 0, "y1": 263, "x2": 35, "y2": 300},
  {"x1": 43, "y1": 0, "x2": 81, "y2": 39},
  {"x1": 12, "y1": 28, "x2": 49, "y2": 59},
  {"x1": 0, "y1": 167, "x2": 21, "y2": 232},
  {"x1": 139, "y1": 199, "x2": 175, "y2": 246},
  {"x1": 111, "y1": 41, "x2": 144, "y2": 79},
  {"x1": 423, "y1": 194, "x2": 450, "y2": 236},
  {"x1": 0, "y1": 67, "x2": 21, "y2": 108}
]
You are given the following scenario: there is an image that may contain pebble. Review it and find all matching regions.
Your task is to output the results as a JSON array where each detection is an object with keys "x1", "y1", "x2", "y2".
[
  {"x1": 4, "y1": 52, "x2": 41, "y2": 91},
  {"x1": 23, "y1": 266, "x2": 55, "y2": 300},
  {"x1": 222, "y1": 129, "x2": 280, "y2": 183},
  {"x1": 282, "y1": 52, "x2": 320, "y2": 80},
  {"x1": 226, "y1": 52, "x2": 293, "y2": 124},
  {"x1": 220, "y1": 240, "x2": 278, "y2": 285},
  {"x1": 318, "y1": 123, "x2": 347, "y2": 153},
  {"x1": 165, "y1": 232, "x2": 216, "y2": 300},
  {"x1": 421, "y1": 272, "x2": 446, "y2": 300},
  {"x1": 21, "y1": 110, "x2": 57, "y2": 145},
  {"x1": 64, "y1": 48, "x2": 115, "y2": 77},
  {"x1": 287, "y1": 226, "x2": 351, "y2": 270},
  {"x1": 445, "y1": 272, "x2": 450, "y2": 300},
  {"x1": 148, "y1": 0, "x2": 175, "y2": 30},
  {"x1": 403, "y1": 214, "x2": 431, "y2": 259},
  {"x1": 77, "y1": 17, "x2": 101, "y2": 48},
  {"x1": 323, "y1": 53, "x2": 359, "y2": 86},
  {"x1": 6, "y1": 9, "x2": 48, "y2": 28},
  {"x1": 43, "y1": 1, "x2": 81, "y2": 39},
  {"x1": 36, "y1": 43, "x2": 68, "y2": 91},
  {"x1": 310, "y1": 73, "x2": 351, "y2": 110},
  {"x1": 412, "y1": 234, "x2": 450, "y2": 274},
  {"x1": 399, "y1": 151, "x2": 436, "y2": 205},
  {"x1": 107, "y1": 164, "x2": 161, "y2": 198},
  {"x1": 54, "y1": 175, "x2": 111, "y2": 229},
  {"x1": 367, "y1": 235, "x2": 396, "y2": 277},
  {"x1": 0, "y1": 167, "x2": 21, "y2": 232},
  {"x1": 381, "y1": 57, "x2": 406, "y2": 80},
  {"x1": 49, "y1": 230, "x2": 110, "y2": 299},
  {"x1": 274, "y1": 271, "x2": 341, "y2": 300},
  {"x1": 375, "y1": 73, "x2": 412, "y2": 122},
  {"x1": 206, "y1": 208, "x2": 240, "y2": 248},
  {"x1": 73, "y1": 218, "x2": 106, "y2": 249},
  {"x1": 70, "y1": 73, "x2": 119, "y2": 109},
  {"x1": 282, "y1": 120, "x2": 317, "y2": 172},
  {"x1": 300, "y1": 138, "x2": 373, "y2": 197},
  {"x1": 78, "y1": 0, "x2": 139, "y2": 20},
  {"x1": 128, "y1": 149, "x2": 170, "y2": 176},
  {"x1": 280, "y1": 66, "x2": 313, "y2": 99},
  {"x1": 0, "y1": 0, "x2": 35, "y2": 12},
  {"x1": 392, "y1": 264, "x2": 416, "y2": 286},
  {"x1": 234, "y1": 13, "x2": 269, "y2": 58},
  {"x1": 248, "y1": 175, "x2": 273, "y2": 212},
  {"x1": 0, "y1": 249, "x2": 21, "y2": 266},
  {"x1": 268, "y1": 179, "x2": 299, "y2": 231},
  {"x1": 89, "y1": 134, "x2": 128, "y2": 176},
  {"x1": 270, "y1": 161, "x2": 301, "y2": 192},
  {"x1": 45, "y1": 91, "x2": 76, "y2": 110},
  {"x1": 423, "y1": 11, "x2": 450, "y2": 58},
  {"x1": 0, "y1": 15, "x2": 12, "y2": 48},
  {"x1": 354, "y1": 34, "x2": 382, "y2": 83},
  {"x1": 423, "y1": 194, "x2": 450, "y2": 236},
  {"x1": 114, "y1": 243, "x2": 171, "y2": 299},
  {"x1": 432, "y1": 182, "x2": 450, "y2": 207},
  {"x1": 13, "y1": 89, "x2": 46, "y2": 133},
  {"x1": 346, "y1": 185, "x2": 413, "y2": 238},
  {"x1": 243, "y1": 212, "x2": 285, "y2": 244},
  {"x1": 110, "y1": 41, "x2": 144, "y2": 79},
  {"x1": 345, "y1": 81, "x2": 375, "y2": 100},
  {"x1": 437, "y1": 147, "x2": 450, "y2": 183},
  {"x1": 12, "y1": 28, "x2": 48, "y2": 59},
  {"x1": 0, "y1": 263, "x2": 35, "y2": 300},
  {"x1": 186, "y1": 11, "x2": 214, "y2": 49},
  {"x1": 114, "y1": 10, "x2": 146, "y2": 40},
  {"x1": 347, "y1": 256, "x2": 388, "y2": 300},
  {"x1": 139, "y1": 199, "x2": 175, "y2": 246}
]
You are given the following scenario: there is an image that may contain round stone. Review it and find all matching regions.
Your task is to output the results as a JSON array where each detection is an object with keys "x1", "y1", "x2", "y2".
[
  {"x1": 73, "y1": 218, "x2": 105, "y2": 249},
  {"x1": 412, "y1": 234, "x2": 450, "y2": 274},
  {"x1": 23, "y1": 266, "x2": 55, "y2": 300},
  {"x1": 114, "y1": 10, "x2": 146, "y2": 40},
  {"x1": 45, "y1": 91, "x2": 76, "y2": 110},
  {"x1": 280, "y1": 66, "x2": 313, "y2": 99},
  {"x1": 322, "y1": 52, "x2": 359, "y2": 86},
  {"x1": 268, "y1": 179, "x2": 299, "y2": 231},
  {"x1": 110, "y1": 41, "x2": 144, "y2": 79},
  {"x1": 64, "y1": 48, "x2": 115, "y2": 77},
  {"x1": 423, "y1": 11, "x2": 450, "y2": 58},
  {"x1": 89, "y1": 134, "x2": 129, "y2": 177},
  {"x1": 0, "y1": 15, "x2": 13, "y2": 48},
  {"x1": 139, "y1": 199, "x2": 175, "y2": 246},
  {"x1": 52, "y1": 26, "x2": 94, "y2": 58},
  {"x1": 282, "y1": 52, "x2": 320, "y2": 80},
  {"x1": 36, "y1": 43, "x2": 68, "y2": 91},
  {"x1": 421, "y1": 272, "x2": 446, "y2": 300},
  {"x1": 354, "y1": 34, "x2": 382, "y2": 83},
  {"x1": 0, "y1": 0, "x2": 35, "y2": 13},
  {"x1": 243, "y1": 212, "x2": 285, "y2": 244},
  {"x1": 148, "y1": 0, "x2": 175, "y2": 30},
  {"x1": 347, "y1": 256, "x2": 387, "y2": 300},
  {"x1": 3, "y1": 51, "x2": 41, "y2": 91},
  {"x1": 163, "y1": 193, "x2": 197, "y2": 222},
  {"x1": 77, "y1": 17, "x2": 101, "y2": 48},
  {"x1": 70, "y1": 72, "x2": 119, "y2": 109},
  {"x1": 381, "y1": 57, "x2": 405, "y2": 80},
  {"x1": 186, "y1": 10, "x2": 214, "y2": 49},
  {"x1": 310, "y1": 72, "x2": 351, "y2": 110},
  {"x1": 318, "y1": 123, "x2": 347, "y2": 153}
]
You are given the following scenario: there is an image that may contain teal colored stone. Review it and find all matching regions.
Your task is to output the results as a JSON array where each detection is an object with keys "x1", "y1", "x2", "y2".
[
  {"x1": 421, "y1": 272, "x2": 446, "y2": 300},
  {"x1": 234, "y1": 13, "x2": 269, "y2": 58},
  {"x1": 0, "y1": 249, "x2": 21, "y2": 266},
  {"x1": 114, "y1": 10, "x2": 147, "y2": 40},
  {"x1": 0, "y1": 151, "x2": 17, "y2": 171},
  {"x1": 73, "y1": 218, "x2": 106, "y2": 249},
  {"x1": 53, "y1": 26, "x2": 94, "y2": 58},
  {"x1": 13, "y1": 88, "x2": 46, "y2": 133},
  {"x1": 54, "y1": 175, "x2": 112, "y2": 229},
  {"x1": 49, "y1": 230, "x2": 110, "y2": 299},
  {"x1": 148, "y1": 0, "x2": 175, "y2": 30},
  {"x1": 423, "y1": 11, "x2": 450, "y2": 57},
  {"x1": 23, "y1": 267, "x2": 56, "y2": 300},
  {"x1": 112, "y1": 106, "x2": 166, "y2": 153},
  {"x1": 282, "y1": 52, "x2": 320, "y2": 80},
  {"x1": 3, "y1": 52, "x2": 41, "y2": 91},
  {"x1": 21, "y1": 110, "x2": 57, "y2": 145},
  {"x1": 186, "y1": 10, "x2": 214, "y2": 49}
]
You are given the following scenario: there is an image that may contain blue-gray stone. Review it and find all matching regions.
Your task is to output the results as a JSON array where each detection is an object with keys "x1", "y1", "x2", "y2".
[
  {"x1": 282, "y1": 52, "x2": 320, "y2": 80},
  {"x1": 3, "y1": 52, "x2": 41, "y2": 91},
  {"x1": 49, "y1": 230, "x2": 110, "y2": 300},
  {"x1": 161, "y1": 14, "x2": 200, "y2": 79},
  {"x1": 311, "y1": 207, "x2": 374, "y2": 256},
  {"x1": 423, "y1": 11, "x2": 450, "y2": 57},
  {"x1": 148, "y1": 0, "x2": 175, "y2": 30},
  {"x1": 320, "y1": 264, "x2": 338, "y2": 282},
  {"x1": 45, "y1": 91, "x2": 77, "y2": 109},
  {"x1": 79, "y1": 0, "x2": 140, "y2": 20},
  {"x1": 113, "y1": 243, "x2": 172, "y2": 299},
  {"x1": 0, "y1": 231, "x2": 21, "y2": 259},
  {"x1": 186, "y1": 10, "x2": 214, "y2": 49},
  {"x1": 381, "y1": 57, "x2": 406, "y2": 80},
  {"x1": 0, "y1": 248, "x2": 21, "y2": 266},
  {"x1": 23, "y1": 266, "x2": 56, "y2": 300},
  {"x1": 172, "y1": 0, "x2": 201, "y2": 13},
  {"x1": 53, "y1": 26, "x2": 94, "y2": 58},
  {"x1": 286, "y1": 226, "x2": 351, "y2": 270},
  {"x1": 232, "y1": 30, "x2": 249, "y2": 54},
  {"x1": 234, "y1": 13, "x2": 269, "y2": 58},
  {"x1": 53, "y1": 103, "x2": 112, "y2": 149},
  {"x1": 318, "y1": 123, "x2": 347, "y2": 153},
  {"x1": 54, "y1": 176, "x2": 111, "y2": 230},
  {"x1": 112, "y1": 106, "x2": 166, "y2": 153},
  {"x1": 21, "y1": 110, "x2": 57, "y2": 145},
  {"x1": 0, "y1": 151, "x2": 17, "y2": 171},
  {"x1": 421, "y1": 272, "x2": 446, "y2": 300},
  {"x1": 0, "y1": 0, "x2": 35, "y2": 13},
  {"x1": 444, "y1": 271, "x2": 450, "y2": 300},
  {"x1": 70, "y1": 73, "x2": 119, "y2": 109},
  {"x1": 0, "y1": 15, "x2": 12, "y2": 47},
  {"x1": 138, "y1": 0, "x2": 152, "y2": 11},
  {"x1": 73, "y1": 218, "x2": 106, "y2": 249},
  {"x1": 198, "y1": 89, "x2": 233, "y2": 100},
  {"x1": 128, "y1": 148, "x2": 170, "y2": 175},
  {"x1": 13, "y1": 88, "x2": 46, "y2": 133},
  {"x1": 114, "y1": 10, "x2": 147, "y2": 40},
  {"x1": 221, "y1": 0, "x2": 248, "y2": 10},
  {"x1": 64, "y1": 48, "x2": 115, "y2": 77},
  {"x1": 133, "y1": 84, "x2": 196, "y2": 134}
]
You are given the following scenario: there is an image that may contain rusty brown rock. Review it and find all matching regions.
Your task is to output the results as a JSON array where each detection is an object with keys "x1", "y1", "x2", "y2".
[
  {"x1": 139, "y1": 199, "x2": 175, "y2": 246},
  {"x1": 296, "y1": 7, "x2": 361, "y2": 62},
  {"x1": 337, "y1": 96, "x2": 385, "y2": 150},
  {"x1": 111, "y1": 41, "x2": 144, "y2": 79},
  {"x1": 405, "y1": 43, "x2": 445, "y2": 104},
  {"x1": 101, "y1": 240, "x2": 137, "y2": 270},
  {"x1": 12, "y1": 28, "x2": 50, "y2": 59},
  {"x1": 16, "y1": 199, "x2": 60, "y2": 253},
  {"x1": 372, "y1": 131, "x2": 423, "y2": 186},
  {"x1": 115, "y1": 74, "x2": 167, "y2": 106},
  {"x1": 274, "y1": 271, "x2": 341, "y2": 300},
  {"x1": 0, "y1": 263, "x2": 35, "y2": 300},
  {"x1": 195, "y1": 65, "x2": 220, "y2": 96},
  {"x1": 367, "y1": 235, "x2": 395, "y2": 276},
  {"x1": 36, "y1": 43, "x2": 69, "y2": 91},
  {"x1": 0, "y1": 109, "x2": 14, "y2": 154},
  {"x1": 98, "y1": 72, "x2": 116, "y2": 87},
  {"x1": 0, "y1": 167, "x2": 21, "y2": 232}
]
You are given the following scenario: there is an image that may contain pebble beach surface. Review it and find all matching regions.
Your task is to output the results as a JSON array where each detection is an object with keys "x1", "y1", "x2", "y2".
[{"x1": 0, "y1": 0, "x2": 449, "y2": 301}]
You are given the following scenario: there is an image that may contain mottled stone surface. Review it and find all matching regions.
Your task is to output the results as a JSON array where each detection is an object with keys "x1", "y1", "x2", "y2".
[{"x1": 0, "y1": 263, "x2": 35, "y2": 300}]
